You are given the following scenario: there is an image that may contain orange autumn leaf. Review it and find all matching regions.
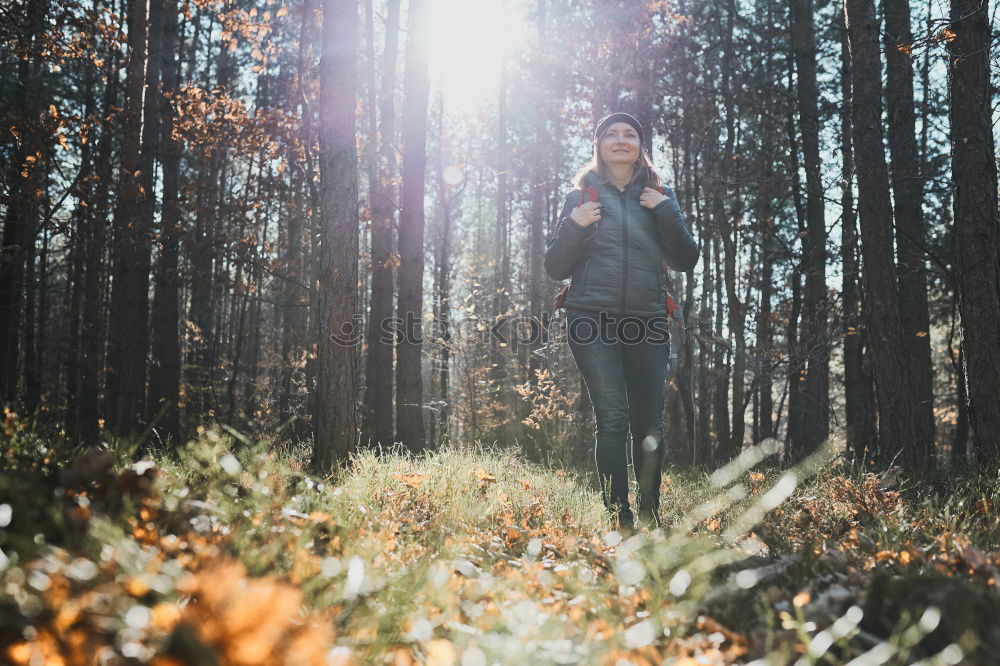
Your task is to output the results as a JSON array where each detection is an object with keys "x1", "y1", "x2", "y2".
[
  {"x1": 425, "y1": 640, "x2": 456, "y2": 666},
  {"x1": 172, "y1": 558, "x2": 333, "y2": 665},
  {"x1": 390, "y1": 473, "x2": 430, "y2": 489},
  {"x1": 6, "y1": 642, "x2": 34, "y2": 665},
  {"x1": 499, "y1": 524, "x2": 522, "y2": 547}
]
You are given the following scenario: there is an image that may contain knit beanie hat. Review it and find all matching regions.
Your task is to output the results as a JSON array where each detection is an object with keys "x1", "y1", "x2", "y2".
[{"x1": 593, "y1": 112, "x2": 644, "y2": 146}]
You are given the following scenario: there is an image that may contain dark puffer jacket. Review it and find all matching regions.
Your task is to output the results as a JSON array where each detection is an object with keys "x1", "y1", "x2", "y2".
[{"x1": 544, "y1": 170, "x2": 699, "y2": 317}]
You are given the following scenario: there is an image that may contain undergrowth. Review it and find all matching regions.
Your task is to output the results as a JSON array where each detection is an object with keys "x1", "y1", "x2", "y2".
[{"x1": 1, "y1": 417, "x2": 998, "y2": 664}]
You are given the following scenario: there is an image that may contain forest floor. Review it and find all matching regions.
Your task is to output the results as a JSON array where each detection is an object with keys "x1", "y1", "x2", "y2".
[{"x1": 2, "y1": 418, "x2": 1000, "y2": 665}]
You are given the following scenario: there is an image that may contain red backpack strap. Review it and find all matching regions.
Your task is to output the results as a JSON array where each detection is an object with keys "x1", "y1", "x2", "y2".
[
  {"x1": 554, "y1": 284, "x2": 569, "y2": 310},
  {"x1": 584, "y1": 186, "x2": 599, "y2": 204},
  {"x1": 665, "y1": 293, "x2": 679, "y2": 318},
  {"x1": 662, "y1": 260, "x2": 681, "y2": 319}
]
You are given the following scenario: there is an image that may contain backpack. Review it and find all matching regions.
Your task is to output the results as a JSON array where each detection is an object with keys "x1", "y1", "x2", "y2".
[{"x1": 552, "y1": 185, "x2": 685, "y2": 327}]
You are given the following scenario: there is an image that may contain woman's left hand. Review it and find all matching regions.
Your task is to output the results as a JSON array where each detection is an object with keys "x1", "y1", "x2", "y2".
[{"x1": 639, "y1": 187, "x2": 667, "y2": 209}]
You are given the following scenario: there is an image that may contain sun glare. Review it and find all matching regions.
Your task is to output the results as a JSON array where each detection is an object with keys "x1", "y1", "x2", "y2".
[{"x1": 426, "y1": 0, "x2": 526, "y2": 112}]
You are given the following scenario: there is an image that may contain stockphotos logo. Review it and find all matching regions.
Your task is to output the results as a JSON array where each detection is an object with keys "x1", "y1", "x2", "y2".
[{"x1": 326, "y1": 311, "x2": 670, "y2": 347}]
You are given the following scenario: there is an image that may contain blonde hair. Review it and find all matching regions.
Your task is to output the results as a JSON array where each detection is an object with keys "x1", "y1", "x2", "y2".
[{"x1": 572, "y1": 143, "x2": 662, "y2": 191}]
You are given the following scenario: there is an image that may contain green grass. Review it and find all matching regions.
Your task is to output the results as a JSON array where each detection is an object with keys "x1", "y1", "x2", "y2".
[{"x1": 2, "y1": 424, "x2": 999, "y2": 664}]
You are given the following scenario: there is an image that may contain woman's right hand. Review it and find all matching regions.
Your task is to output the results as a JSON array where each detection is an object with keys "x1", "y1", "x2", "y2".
[{"x1": 570, "y1": 201, "x2": 602, "y2": 227}]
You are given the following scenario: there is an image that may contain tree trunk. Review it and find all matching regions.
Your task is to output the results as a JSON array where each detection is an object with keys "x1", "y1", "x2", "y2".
[
  {"x1": 314, "y1": 0, "x2": 360, "y2": 471},
  {"x1": 838, "y1": 11, "x2": 877, "y2": 461},
  {"x1": 79, "y1": 33, "x2": 122, "y2": 445},
  {"x1": 187, "y1": 29, "x2": 230, "y2": 428},
  {"x1": 947, "y1": 0, "x2": 1000, "y2": 466},
  {"x1": 489, "y1": 35, "x2": 510, "y2": 419},
  {"x1": 527, "y1": 2, "x2": 548, "y2": 385},
  {"x1": 678, "y1": 150, "x2": 699, "y2": 459},
  {"x1": 149, "y1": 0, "x2": 182, "y2": 445},
  {"x1": 885, "y1": 0, "x2": 935, "y2": 462},
  {"x1": 711, "y1": 234, "x2": 729, "y2": 459},
  {"x1": 65, "y1": 73, "x2": 92, "y2": 434},
  {"x1": 0, "y1": 0, "x2": 48, "y2": 406},
  {"x1": 695, "y1": 186, "x2": 713, "y2": 463},
  {"x1": 844, "y1": 0, "x2": 920, "y2": 466},
  {"x1": 431, "y1": 98, "x2": 455, "y2": 446},
  {"x1": 789, "y1": 0, "x2": 830, "y2": 460},
  {"x1": 755, "y1": 213, "x2": 776, "y2": 442},
  {"x1": 363, "y1": 0, "x2": 400, "y2": 448},
  {"x1": 278, "y1": 0, "x2": 316, "y2": 437},
  {"x1": 395, "y1": 0, "x2": 431, "y2": 452},
  {"x1": 784, "y1": 63, "x2": 807, "y2": 455},
  {"x1": 24, "y1": 223, "x2": 45, "y2": 412},
  {"x1": 106, "y1": 0, "x2": 159, "y2": 436}
]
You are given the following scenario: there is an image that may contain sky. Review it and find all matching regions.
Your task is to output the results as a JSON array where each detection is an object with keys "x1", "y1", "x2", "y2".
[{"x1": 426, "y1": 0, "x2": 528, "y2": 114}]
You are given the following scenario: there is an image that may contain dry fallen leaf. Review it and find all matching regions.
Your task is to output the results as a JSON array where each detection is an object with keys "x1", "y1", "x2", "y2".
[
  {"x1": 390, "y1": 473, "x2": 430, "y2": 489},
  {"x1": 474, "y1": 468, "x2": 496, "y2": 486}
]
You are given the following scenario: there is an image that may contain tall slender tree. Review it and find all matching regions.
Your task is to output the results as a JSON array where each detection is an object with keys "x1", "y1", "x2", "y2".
[
  {"x1": 78, "y1": 23, "x2": 123, "y2": 445},
  {"x1": 789, "y1": 0, "x2": 830, "y2": 460},
  {"x1": 363, "y1": 0, "x2": 401, "y2": 448},
  {"x1": 278, "y1": 0, "x2": 317, "y2": 436},
  {"x1": 106, "y1": 0, "x2": 159, "y2": 435},
  {"x1": 718, "y1": 0, "x2": 747, "y2": 459},
  {"x1": 884, "y1": 0, "x2": 935, "y2": 462},
  {"x1": 395, "y1": 0, "x2": 432, "y2": 451},
  {"x1": 837, "y1": 10, "x2": 876, "y2": 460},
  {"x1": 844, "y1": 0, "x2": 920, "y2": 466},
  {"x1": 314, "y1": 0, "x2": 361, "y2": 470},
  {"x1": 947, "y1": 0, "x2": 1000, "y2": 466},
  {"x1": 149, "y1": 0, "x2": 183, "y2": 445},
  {"x1": 1, "y1": 0, "x2": 50, "y2": 406}
]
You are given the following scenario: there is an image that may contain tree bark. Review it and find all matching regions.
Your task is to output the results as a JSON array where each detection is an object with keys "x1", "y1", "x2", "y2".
[
  {"x1": 278, "y1": 0, "x2": 317, "y2": 437},
  {"x1": 431, "y1": 98, "x2": 456, "y2": 446},
  {"x1": 947, "y1": 0, "x2": 1000, "y2": 466},
  {"x1": 65, "y1": 66, "x2": 93, "y2": 435},
  {"x1": 489, "y1": 33, "x2": 510, "y2": 417},
  {"x1": 106, "y1": 0, "x2": 159, "y2": 436},
  {"x1": 314, "y1": 0, "x2": 360, "y2": 471},
  {"x1": 78, "y1": 27, "x2": 122, "y2": 445},
  {"x1": 844, "y1": 0, "x2": 920, "y2": 466},
  {"x1": 149, "y1": 0, "x2": 182, "y2": 445},
  {"x1": 718, "y1": 0, "x2": 747, "y2": 460},
  {"x1": 711, "y1": 234, "x2": 730, "y2": 459},
  {"x1": 395, "y1": 0, "x2": 431, "y2": 452},
  {"x1": 884, "y1": 0, "x2": 935, "y2": 463},
  {"x1": 527, "y1": 5, "x2": 548, "y2": 385},
  {"x1": 363, "y1": 0, "x2": 400, "y2": 448},
  {"x1": 789, "y1": 0, "x2": 830, "y2": 460},
  {"x1": 0, "y1": 0, "x2": 49, "y2": 406},
  {"x1": 838, "y1": 10, "x2": 877, "y2": 461},
  {"x1": 784, "y1": 60, "x2": 807, "y2": 455}
]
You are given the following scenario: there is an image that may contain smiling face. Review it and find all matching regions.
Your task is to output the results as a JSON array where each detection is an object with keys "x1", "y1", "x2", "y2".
[{"x1": 597, "y1": 121, "x2": 641, "y2": 168}]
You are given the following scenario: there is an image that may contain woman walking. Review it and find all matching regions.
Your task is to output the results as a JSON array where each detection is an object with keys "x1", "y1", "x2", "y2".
[{"x1": 544, "y1": 112, "x2": 699, "y2": 531}]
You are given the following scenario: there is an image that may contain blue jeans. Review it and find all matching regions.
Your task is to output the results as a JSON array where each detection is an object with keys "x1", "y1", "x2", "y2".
[{"x1": 566, "y1": 308, "x2": 670, "y2": 525}]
